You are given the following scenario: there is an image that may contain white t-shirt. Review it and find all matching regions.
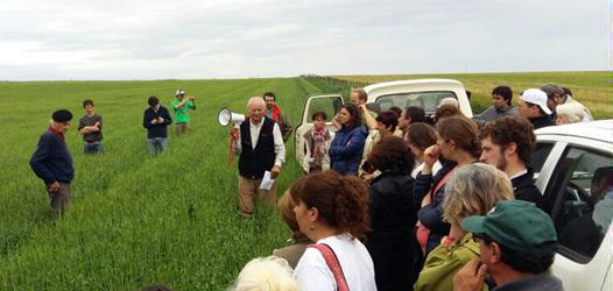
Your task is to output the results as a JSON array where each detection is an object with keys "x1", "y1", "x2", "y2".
[
  {"x1": 411, "y1": 160, "x2": 442, "y2": 179},
  {"x1": 294, "y1": 234, "x2": 377, "y2": 291}
]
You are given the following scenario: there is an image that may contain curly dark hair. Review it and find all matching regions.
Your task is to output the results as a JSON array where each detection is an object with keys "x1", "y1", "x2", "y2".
[
  {"x1": 437, "y1": 115, "x2": 481, "y2": 158},
  {"x1": 290, "y1": 171, "x2": 370, "y2": 239},
  {"x1": 368, "y1": 136, "x2": 415, "y2": 175},
  {"x1": 341, "y1": 104, "x2": 363, "y2": 130},
  {"x1": 376, "y1": 110, "x2": 399, "y2": 132},
  {"x1": 479, "y1": 116, "x2": 536, "y2": 165}
]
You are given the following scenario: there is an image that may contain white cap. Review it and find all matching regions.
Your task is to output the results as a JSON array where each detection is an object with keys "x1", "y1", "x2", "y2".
[
  {"x1": 176, "y1": 89, "x2": 185, "y2": 96},
  {"x1": 520, "y1": 88, "x2": 552, "y2": 115}
]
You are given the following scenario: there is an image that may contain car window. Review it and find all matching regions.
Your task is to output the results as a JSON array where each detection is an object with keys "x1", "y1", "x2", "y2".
[
  {"x1": 375, "y1": 91, "x2": 457, "y2": 113},
  {"x1": 305, "y1": 97, "x2": 342, "y2": 124},
  {"x1": 530, "y1": 142, "x2": 555, "y2": 180},
  {"x1": 545, "y1": 146, "x2": 613, "y2": 263}
]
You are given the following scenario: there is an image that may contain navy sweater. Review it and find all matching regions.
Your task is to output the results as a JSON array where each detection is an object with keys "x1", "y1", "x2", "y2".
[
  {"x1": 143, "y1": 106, "x2": 172, "y2": 138},
  {"x1": 29, "y1": 130, "x2": 74, "y2": 184}
]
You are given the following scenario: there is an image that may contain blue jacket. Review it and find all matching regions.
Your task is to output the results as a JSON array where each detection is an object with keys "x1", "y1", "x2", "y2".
[
  {"x1": 29, "y1": 130, "x2": 74, "y2": 185},
  {"x1": 329, "y1": 125, "x2": 367, "y2": 175}
]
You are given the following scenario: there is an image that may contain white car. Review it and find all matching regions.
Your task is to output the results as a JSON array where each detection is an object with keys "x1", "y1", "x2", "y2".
[
  {"x1": 532, "y1": 120, "x2": 613, "y2": 291},
  {"x1": 295, "y1": 79, "x2": 472, "y2": 163}
]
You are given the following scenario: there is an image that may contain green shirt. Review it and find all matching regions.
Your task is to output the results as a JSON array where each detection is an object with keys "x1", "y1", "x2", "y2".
[
  {"x1": 171, "y1": 99, "x2": 196, "y2": 123},
  {"x1": 415, "y1": 233, "x2": 488, "y2": 291}
]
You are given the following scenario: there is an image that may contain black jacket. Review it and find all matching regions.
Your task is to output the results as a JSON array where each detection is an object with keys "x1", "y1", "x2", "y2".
[
  {"x1": 30, "y1": 130, "x2": 74, "y2": 184},
  {"x1": 143, "y1": 106, "x2": 172, "y2": 138},
  {"x1": 512, "y1": 168, "x2": 547, "y2": 212},
  {"x1": 530, "y1": 115, "x2": 554, "y2": 130},
  {"x1": 238, "y1": 118, "x2": 276, "y2": 179},
  {"x1": 366, "y1": 172, "x2": 417, "y2": 291}
]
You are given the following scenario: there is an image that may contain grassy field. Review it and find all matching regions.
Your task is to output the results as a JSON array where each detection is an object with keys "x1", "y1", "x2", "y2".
[
  {"x1": 0, "y1": 78, "x2": 324, "y2": 290},
  {"x1": 334, "y1": 71, "x2": 612, "y2": 119},
  {"x1": 0, "y1": 71, "x2": 609, "y2": 290}
]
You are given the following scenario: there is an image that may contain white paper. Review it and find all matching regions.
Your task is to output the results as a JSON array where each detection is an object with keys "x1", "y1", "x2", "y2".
[{"x1": 259, "y1": 171, "x2": 275, "y2": 190}]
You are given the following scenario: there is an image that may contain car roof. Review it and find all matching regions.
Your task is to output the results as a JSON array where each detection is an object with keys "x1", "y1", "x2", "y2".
[
  {"x1": 363, "y1": 79, "x2": 465, "y2": 94},
  {"x1": 536, "y1": 120, "x2": 613, "y2": 143}
]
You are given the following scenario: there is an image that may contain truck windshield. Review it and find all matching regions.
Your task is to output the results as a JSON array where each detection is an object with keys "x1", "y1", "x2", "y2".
[{"x1": 375, "y1": 91, "x2": 457, "y2": 114}]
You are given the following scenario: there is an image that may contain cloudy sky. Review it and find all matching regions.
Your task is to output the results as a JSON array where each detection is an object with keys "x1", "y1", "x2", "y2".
[{"x1": 0, "y1": 0, "x2": 610, "y2": 80}]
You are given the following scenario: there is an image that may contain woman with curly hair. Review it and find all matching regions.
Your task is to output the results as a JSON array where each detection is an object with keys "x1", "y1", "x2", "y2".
[
  {"x1": 365, "y1": 136, "x2": 417, "y2": 291},
  {"x1": 291, "y1": 171, "x2": 376, "y2": 291}
]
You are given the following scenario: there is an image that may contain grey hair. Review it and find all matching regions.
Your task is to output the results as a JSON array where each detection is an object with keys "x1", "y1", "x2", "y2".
[
  {"x1": 230, "y1": 256, "x2": 299, "y2": 291},
  {"x1": 443, "y1": 163, "x2": 514, "y2": 226},
  {"x1": 247, "y1": 97, "x2": 265, "y2": 109},
  {"x1": 540, "y1": 84, "x2": 564, "y2": 99}
]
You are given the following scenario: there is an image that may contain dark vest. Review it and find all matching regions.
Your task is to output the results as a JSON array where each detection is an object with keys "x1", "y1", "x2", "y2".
[{"x1": 238, "y1": 118, "x2": 276, "y2": 179}]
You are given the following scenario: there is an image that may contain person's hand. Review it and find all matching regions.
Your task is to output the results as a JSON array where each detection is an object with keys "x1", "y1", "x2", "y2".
[
  {"x1": 151, "y1": 119, "x2": 159, "y2": 125},
  {"x1": 270, "y1": 165, "x2": 281, "y2": 179},
  {"x1": 158, "y1": 117, "x2": 164, "y2": 123},
  {"x1": 453, "y1": 259, "x2": 487, "y2": 291},
  {"x1": 48, "y1": 181, "x2": 61, "y2": 194},
  {"x1": 188, "y1": 96, "x2": 195, "y2": 101},
  {"x1": 423, "y1": 144, "x2": 440, "y2": 168},
  {"x1": 230, "y1": 127, "x2": 239, "y2": 141},
  {"x1": 359, "y1": 104, "x2": 368, "y2": 112}
]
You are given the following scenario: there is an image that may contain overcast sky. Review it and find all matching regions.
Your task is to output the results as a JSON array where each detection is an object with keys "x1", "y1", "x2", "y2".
[{"x1": 0, "y1": 0, "x2": 610, "y2": 80}]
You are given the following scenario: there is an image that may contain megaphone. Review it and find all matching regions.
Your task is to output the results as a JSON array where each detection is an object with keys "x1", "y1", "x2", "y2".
[{"x1": 218, "y1": 107, "x2": 245, "y2": 126}]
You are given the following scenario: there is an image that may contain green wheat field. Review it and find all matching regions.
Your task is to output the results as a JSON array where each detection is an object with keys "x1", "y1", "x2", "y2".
[{"x1": 0, "y1": 72, "x2": 609, "y2": 290}]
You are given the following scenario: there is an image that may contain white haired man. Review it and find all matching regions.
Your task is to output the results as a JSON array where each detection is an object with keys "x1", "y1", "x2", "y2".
[{"x1": 230, "y1": 97, "x2": 286, "y2": 218}]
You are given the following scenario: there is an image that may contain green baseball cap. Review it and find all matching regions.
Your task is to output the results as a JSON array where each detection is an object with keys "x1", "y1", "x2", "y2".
[{"x1": 461, "y1": 200, "x2": 557, "y2": 255}]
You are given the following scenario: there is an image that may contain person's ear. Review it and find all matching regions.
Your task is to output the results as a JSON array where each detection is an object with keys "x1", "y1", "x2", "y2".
[
  {"x1": 309, "y1": 207, "x2": 319, "y2": 223},
  {"x1": 490, "y1": 242, "x2": 503, "y2": 264},
  {"x1": 505, "y1": 142, "x2": 517, "y2": 157}
]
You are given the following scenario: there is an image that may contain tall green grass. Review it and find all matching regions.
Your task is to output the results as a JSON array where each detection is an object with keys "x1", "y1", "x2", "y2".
[{"x1": 0, "y1": 78, "x2": 322, "y2": 290}]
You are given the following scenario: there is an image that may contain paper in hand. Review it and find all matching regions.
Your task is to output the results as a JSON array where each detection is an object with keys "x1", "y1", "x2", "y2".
[{"x1": 259, "y1": 170, "x2": 275, "y2": 190}]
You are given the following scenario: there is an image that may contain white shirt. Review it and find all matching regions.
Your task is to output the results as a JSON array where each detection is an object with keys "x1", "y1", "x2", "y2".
[
  {"x1": 233, "y1": 118, "x2": 286, "y2": 167},
  {"x1": 412, "y1": 160, "x2": 442, "y2": 179},
  {"x1": 294, "y1": 234, "x2": 377, "y2": 291}
]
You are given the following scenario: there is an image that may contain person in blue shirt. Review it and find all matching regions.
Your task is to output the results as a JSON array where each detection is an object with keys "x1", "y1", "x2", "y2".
[{"x1": 30, "y1": 109, "x2": 74, "y2": 219}]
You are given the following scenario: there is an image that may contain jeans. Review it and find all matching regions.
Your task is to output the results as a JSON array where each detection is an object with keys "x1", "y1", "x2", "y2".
[
  {"x1": 147, "y1": 137, "x2": 169, "y2": 156},
  {"x1": 84, "y1": 142, "x2": 103, "y2": 154}
]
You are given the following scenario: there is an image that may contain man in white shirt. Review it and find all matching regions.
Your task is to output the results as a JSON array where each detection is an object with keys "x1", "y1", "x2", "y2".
[{"x1": 230, "y1": 97, "x2": 286, "y2": 218}]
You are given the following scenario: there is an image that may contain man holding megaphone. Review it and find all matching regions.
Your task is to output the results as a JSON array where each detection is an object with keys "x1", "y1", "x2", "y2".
[{"x1": 229, "y1": 97, "x2": 285, "y2": 218}]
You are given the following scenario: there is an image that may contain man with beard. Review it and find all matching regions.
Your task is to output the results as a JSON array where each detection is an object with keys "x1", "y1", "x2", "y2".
[
  {"x1": 479, "y1": 116, "x2": 546, "y2": 211},
  {"x1": 263, "y1": 92, "x2": 293, "y2": 143}
]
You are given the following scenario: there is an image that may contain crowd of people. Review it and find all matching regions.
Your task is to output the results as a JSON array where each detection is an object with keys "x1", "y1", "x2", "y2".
[
  {"x1": 226, "y1": 84, "x2": 596, "y2": 291},
  {"x1": 28, "y1": 83, "x2": 598, "y2": 290}
]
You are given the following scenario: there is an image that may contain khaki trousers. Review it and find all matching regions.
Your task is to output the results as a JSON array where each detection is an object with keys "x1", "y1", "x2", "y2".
[{"x1": 238, "y1": 175, "x2": 277, "y2": 217}]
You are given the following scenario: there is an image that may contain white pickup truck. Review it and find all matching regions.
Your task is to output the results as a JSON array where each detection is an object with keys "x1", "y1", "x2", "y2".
[{"x1": 295, "y1": 78, "x2": 473, "y2": 163}]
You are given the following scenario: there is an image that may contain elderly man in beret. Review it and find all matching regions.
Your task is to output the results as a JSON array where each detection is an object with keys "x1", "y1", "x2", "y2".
[{"x1": 30, "y1": 109, "x2": 75, "y2": 219}]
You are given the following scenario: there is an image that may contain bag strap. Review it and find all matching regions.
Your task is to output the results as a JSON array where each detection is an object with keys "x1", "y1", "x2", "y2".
[
  {"x1": 309, "y1": 243, "x2": 350, "y2": 291},
  {"x1": 432, "y1": 168, "x2": 454, "y2": 198}
]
